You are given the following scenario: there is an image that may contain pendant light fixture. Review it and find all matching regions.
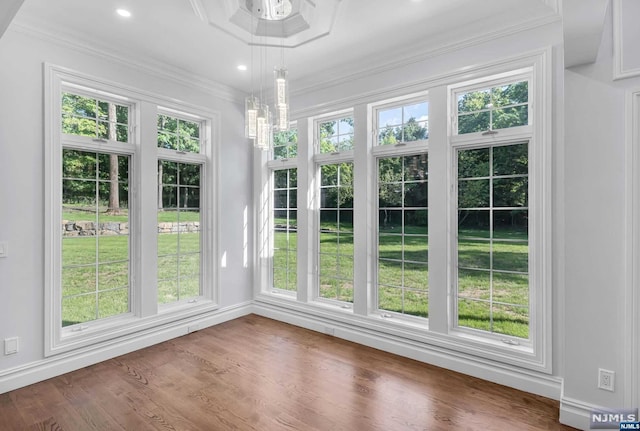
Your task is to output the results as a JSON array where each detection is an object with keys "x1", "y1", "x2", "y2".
[{"x1": 244, "y1": 0, "x2": 291, "y2": 150}]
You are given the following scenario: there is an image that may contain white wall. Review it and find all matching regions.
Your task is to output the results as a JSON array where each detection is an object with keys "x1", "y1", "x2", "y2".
[
  {"x1": 561, "y1": 4, "x2": 639, "y2": 427},
  {"x1": 0, "y1": 26, "x2": 253, "y2": 380}
]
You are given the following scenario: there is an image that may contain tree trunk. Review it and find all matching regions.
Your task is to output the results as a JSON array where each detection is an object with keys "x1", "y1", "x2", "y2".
[
  {"x1": 106, "y1": 103, "x2": 120, "y2": 215},
  {"x1": 158, "y1": 161, "x2": 164, "y2": 211}
]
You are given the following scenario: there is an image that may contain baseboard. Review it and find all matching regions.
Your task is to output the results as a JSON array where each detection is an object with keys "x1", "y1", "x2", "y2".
[
  {"x1": 560, "y1": 396, "x2": 603, "y2": 431},
  {"x1": 252, "y1": 300, "x2": 563, "y2": 401},
  {"x1": 0, "y1": 302, "x2": 253, "y2": 394}
]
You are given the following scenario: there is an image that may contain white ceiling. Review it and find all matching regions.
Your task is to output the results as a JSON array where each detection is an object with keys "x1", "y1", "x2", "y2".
[{"x1": 9, "y1": 0, "x2": 572, "y2": 95}]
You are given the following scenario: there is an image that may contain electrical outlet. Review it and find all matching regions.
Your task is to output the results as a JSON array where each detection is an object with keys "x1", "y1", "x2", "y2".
[
  {"x1": 598, "y1": 368, "x2": 615, "y2": 392},
  {"x1": 4, "y1": 337, "x2": 18, "y2": 355}
]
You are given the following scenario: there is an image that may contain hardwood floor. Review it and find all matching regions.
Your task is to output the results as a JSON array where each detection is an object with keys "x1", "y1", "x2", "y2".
[{"x1": 0, "y1": 315, "x2": 576, "y2": 430}]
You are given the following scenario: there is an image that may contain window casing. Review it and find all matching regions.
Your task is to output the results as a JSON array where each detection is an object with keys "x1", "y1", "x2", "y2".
[
  {"x1": 272, "y1": 168, "x2": 298, "y2": 293},
  {"x1": 256, "y1": 52, "x2": 551, "y2": 372},
  {"x1": 45, "y1": 66, "x2": 218, "y2": 355}
]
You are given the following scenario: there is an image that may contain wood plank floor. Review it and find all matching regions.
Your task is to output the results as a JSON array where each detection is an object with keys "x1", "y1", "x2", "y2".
[{"x1": 0, "y1": 315, "x2": 576, "y2": 431}]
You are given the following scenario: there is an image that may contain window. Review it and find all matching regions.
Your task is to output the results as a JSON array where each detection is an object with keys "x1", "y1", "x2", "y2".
[
  {"x1": 318, "y1": 116, "x2": 354, "y2": 153},
  {"x1": 157, "y1": 112, "x2": 206, "y2": 306},
  {"x1": 377, "y1": 154, "x2": 429, "y2": 318},
  {"x1": 319, "y1": 162, "x2": 354, "y2": 302},
  {"x1": 46, "y1": 66, "x2": 217, "y2": 355},
  {"x1": 455, "y1": 143, "x2": 529, "y2": 338},
  {"x1": 157, "y1": 161, "x2": 202, "y2": 304},
  {"x1": 456, "y1": 80, "x2": 529, "y2": 135},
  {"x1": 157, "y1": 114, "x2": 201, "y2": 153},
  {"x1": 255, "y1": 52, "x2": 550, "y2": 372},
  {"x1": 273, "y1": 126, "x2": 298, "y2": 160},
  {"x1": 376, "y1": 100, "x2": 429, "y2": 145},
  {"x1": 272, "y1": 168, "x2": 298, "y2": 292},
  {"x1": 61, "y1": 93, "x2": 132, "y2": 327}
]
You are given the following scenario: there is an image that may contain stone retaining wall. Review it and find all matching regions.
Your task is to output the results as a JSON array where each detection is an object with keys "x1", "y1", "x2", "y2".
[{"x1": 62, "y1": 221, "x2": 200, "y2": 236}]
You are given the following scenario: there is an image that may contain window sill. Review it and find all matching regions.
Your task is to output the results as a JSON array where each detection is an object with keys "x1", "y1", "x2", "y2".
[{"x1": 49, "y1": 299, "x2": 219, "y2": 357}]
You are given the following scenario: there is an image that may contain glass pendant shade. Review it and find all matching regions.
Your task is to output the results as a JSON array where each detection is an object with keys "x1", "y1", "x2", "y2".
[
  {"x1": 255, "y1": 104, "x2": 272, "y2": 150},
  {"x1": 245, "y1": 96, "x2": 260, "y2": 139},
  {"x1": 274, "y1": 67, "x2": 289, "y2": 131}
]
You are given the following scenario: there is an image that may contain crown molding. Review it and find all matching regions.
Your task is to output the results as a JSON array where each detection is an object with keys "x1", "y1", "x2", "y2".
[
  {"x1": 10, "y1": 20, "x2": 245, "y2": 104},
  {"x1": 290, "y1": 13, "x2": 561, "y2": 99}
]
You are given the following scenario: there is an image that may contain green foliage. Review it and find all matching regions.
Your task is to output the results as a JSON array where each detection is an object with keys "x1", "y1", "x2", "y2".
[
  {"x1": 273, "y1": 129, "x2": 298, "y2": 159},
  {"x1": 320, "y1": 163, "x2": 354, "y2": 215},
  {"x1": 157, "y1": 114, "x2": 201, "y2": 153},
  {"x1": 319, "y1": 117, "x2": 354, "y2": 153},
  {"x1": 379, "y1": 117, "x2": 428, "y2": 145},
  {"x1": 457, "y1": 81, "x2": 528, "y2": 134},
  {"x1": 62, "y1": 93, "x2": 128, "y2": 141}
]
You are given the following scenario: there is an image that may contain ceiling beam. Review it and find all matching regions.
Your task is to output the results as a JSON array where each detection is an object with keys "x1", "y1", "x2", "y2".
[
  {"x1": 0, "y1": 0, "x2": 25, "y2": 40},
  {"x1": 562, "y1": 0, "x2": 609, "y2": 68}
]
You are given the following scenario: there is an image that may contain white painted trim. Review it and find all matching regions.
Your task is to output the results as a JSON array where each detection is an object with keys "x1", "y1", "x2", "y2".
[
  {"x1": 253, "y1": 301, "x2": 562, "y2": 400},
  {"x1": 45, "y1": 64, "x2": 222, "y2": 355},
  {"x1": 625, "y1": 89, "x2": 640, "y2": 410},
  {"x1": 11, "y1": 23, "x2": 243, "y2": 103},
  {"x1": 560, "y1": 395, "x2": 603, "y2": 430},
  {"x1": 0, "y1": 303, "x2": 253, "y2": 395},
  {"x1": 291, "y1": 15, "x2": 561, "y2": 100},
  {"x1": 613, "y1": 0, "x2": 640, "y2": 80},
  {"x1": 292, "y1": 48, "x2": 551, "y2": 121}
]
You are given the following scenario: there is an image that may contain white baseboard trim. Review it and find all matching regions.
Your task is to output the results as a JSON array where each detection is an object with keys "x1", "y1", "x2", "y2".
[
  {"x1": 560, "y1": 396, "x2": 603, "y2": 431},
  {"x1": 252, "y1": 301, "x2": 562, "y2": 401},
  {"x1": 0, "y1": 302, "x2": 252, "y2": 394}
]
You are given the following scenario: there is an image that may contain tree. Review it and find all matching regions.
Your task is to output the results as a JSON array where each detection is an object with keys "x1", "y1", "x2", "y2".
[
  {"x1": 457, "y1": 81, "x2": 528, "y2": 134},
  {"x1": 106, "y1": 103, "x2": 120, "y2": 215}
]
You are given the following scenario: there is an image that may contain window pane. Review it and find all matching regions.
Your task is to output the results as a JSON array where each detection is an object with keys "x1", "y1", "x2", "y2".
[
  {"x1": 457, "y1": 88, "x2": 491, "y2": 113},
  {"x1": 319, "y1": 117, "x2": 353, "y2": 153},
  {"x1": 61, "y1": 149, "x2": 130, "y2": 327},
  {"x1": 457, "y1": 81, "x2": 529, "y2": 135},
  {"x1": 271, "y1": 168, "x2": 297, "y2": 292},
  {"x1": 493, "y1": 105, "x2": 528, "y2": 130},
  {"x1": 273, "y1": 128, "x2": 298, "y2": 160},
  {"x1": 493, "y1": 144, "x2": 528, "y2": 176},
  {"x1": 493, "y1": 178, "x2": 528, "y2": 207},
  {"x1": 158, "y1": 161, "x2": 202, "y2": 304},
  {"x1": 458, "y1": 148, "x2": 490, "y2": 178},
  {"x1": 62, "y1": 93, "x2": 129, "y2": 143},
  {"x1": 157, "y1": 114, "x2": 201, "y2": 154},
  {"x1": 456, "y1": 142, "x2": 530, "y2": 338},
  {"x1": 377, "y1": 101, "x2": 428, "y2": 145},
  {"x1": 377, "y1": 154, "x2": 428, "y2": 317},
  {"x1": 458, "y1": 179, "x2": 490, "y2": 208},
  {"x1": 319, "y1": 163, "x2": 353, "y2": 302}
]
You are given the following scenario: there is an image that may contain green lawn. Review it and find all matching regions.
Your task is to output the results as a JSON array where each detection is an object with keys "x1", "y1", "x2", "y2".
[
  {"x1": 62, "y1": 214, "x2": 529, "y2": 339},
  {"x1": 63, "y1": 204, "x2": 201, "y2": 223},
  {"x1": 272, "y1": 219, "x2": 529, "y2": 339},
  {"x1": 62, "y1": 232, "x2": 200, "y2": 326}
]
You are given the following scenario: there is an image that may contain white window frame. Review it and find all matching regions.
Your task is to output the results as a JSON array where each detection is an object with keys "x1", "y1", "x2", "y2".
[
  {"x1": 271, "y1": 121, "x2": 298, "y2": 161},
  {"x1": 451, "y1": 69, "x2": 532, "y2": 139},
  {"x1": 446, "y1": 58, "x2": 551, "y2": 371},
  {"x1": 312, "y1": 110, "x2": 355, "y2": 308},
  {"x1": 45, "y1": 65, "x2": 219, "y2": 356},
  {"x1": 373, "y1": 92, "x2": 430, "y2": 150},
  {"x1": 254, "y1": 50, "x2": 552, "y2": 374},
  {"x1": 370, "y1": 93, "x2": 430, "y2": 323},
  {"x1": 156, "y1": 108, "x2": 213, "y2": 310}
]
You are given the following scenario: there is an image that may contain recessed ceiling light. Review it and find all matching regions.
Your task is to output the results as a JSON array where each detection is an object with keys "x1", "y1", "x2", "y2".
[
  {"x1": 116, "y1": 9, "x2": 131, "y2": 18},
  {"x1": 237, "y1": 65, "x2": 248, "y2": 71}
]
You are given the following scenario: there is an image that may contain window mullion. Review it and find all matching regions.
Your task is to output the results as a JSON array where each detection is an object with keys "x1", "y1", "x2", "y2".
[
  {"x1": 352, "y1": 103, "x2": 370, "y2": 316},
  {"x1": 424, "y1": 85, "x2": 449, "y2": 334},
  {"x1": 137, "y1": 100, "x2": 159, "y2": 317}
]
